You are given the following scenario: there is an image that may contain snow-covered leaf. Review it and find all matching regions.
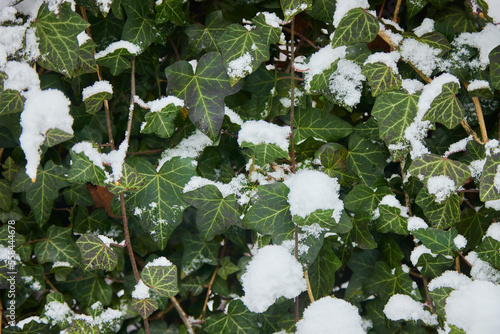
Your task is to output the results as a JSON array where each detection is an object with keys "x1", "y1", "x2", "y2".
[
  {"x1": 362, "y1": 62, "x2": 402, "y2": 97},
  {"x1": 76, "y1": 234, "x2": 118, "y2": 271},
  {"x1": 422, "y1": 82, "x2": 464, "y2": 129},
  {"x1": 141, "y1": 260, "x2": 178, "y2": 298}
]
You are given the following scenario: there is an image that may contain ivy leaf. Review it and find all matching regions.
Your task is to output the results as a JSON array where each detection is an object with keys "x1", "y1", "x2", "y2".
[
  {"x1": 309, "y1": 0, "x2": 336, "y2": 22},
  {"x1": 125, "y1": 157, "x2": 196, "y2": 249},
  {"x1": 365, "y1": 261, "x2": 414, "y2": 300},
  {"x1": 72, "y1": 39, "x2": 98, "y2": 76},
  {"x1": 422, "y1": 82, "x2": 464, "y2": 129},
  {"x1": 412, "y1": 228, "x2": 458, "y2": 257},
  {"x1": 476, "y1": 236, "x2": 500, "y2": 269},
  {"x1": 122, "y1": 0, "x2": 154, "y2": 51},
  {"x1": 490, "y1": 45, "x2": 500, "y2": 90},
  {"x1": 419, "y1": 31, "x2": 451, "y2": 55},
  {"x1": 376, "y1": 205, "x2": 408, "y2": 235},
  {"x1": 308, "y1": 241, "x2": 342, "y2": 300},
  {"x1": 11, "y1": 161, "x2": 69, "y2": 225},
  {"x1": 372, "y1": 91, "x2": 419, "y2": 159},
  {"x1": 408, "y1": 154, "x2": 470, "y2": 187},
  {"x1": 362, "y1": 62, "x2": 402, "y2": 97},
  {"x1": 457, "y1": 207, "x2": 495, "y2": 249},
  {"x1": 331, "y1": 8, "x2": 379, "y2": 48},
  {"x1": 417, "y1": 253, "x2": 454, "y2": 278},
  {"x1": 415, "y1": 188, "x2": 460, "y2": 229},
  {"x1": 241, "y1": 143, "x2": 288, "y2": 166},
  {"x1": 1, "y1": 157, "x2": 20, "y2": 182},
  {"x1": 35, "y1": 3, "x2": 89, "y2": 76},
  {"x1": 76, "y1": 234, "x2": 118, "y2": 271},
  {"x1": 281, "y1": 0, "x2": 311, "y2": 22},
  {"x1": 407, "y1": 0, "x2": 429, "y2": 18},
  {"x1": 83, "y1": 90, "x2": 112, "y2": 115},
  {"x1": 131, "y1": 297, "x2": 159, "y2": 319},
  {"x1": 0, "y1": 179, "x2": 12, "y2": 211},
  {"x1": 0, "y1": 89, "x2": 24, "y2": 115},
  {"x1": 379, "y1": 236, "x2": 404, "y2": 268},
  {"x1": 344, "y1": 212, "x2": 377, "y2": 249},
  {"x1": 155, "y1": 0, "x2": 189, "y2": 26},
  {"x1": 33, "y1": 225, "x2": 80, "y2": 266},
  {"x1": 346, "y1": 133, "x2": 389, "y2": 186},
  {"x1": 217, "y1": 24, "x2": 269, "y2": 85},
  {"x1": 479, "y1": 153, "x2": 500, "y2": 202},
  {"x1": 107, "y1": 163, "x2": 144, "y2": 194},
  {"x1": 429, "y1": 287, "x2": 453, "y2": 318},
  {"x1": 74, "y1": 207, "x2": 110, "y2": 235},
  {"x1": 344, "y1": 184, "x2": 393, "y2": 213},
  {"x1": 435, "y1": 7, "x2": 476, "y2": 41},
  {"x1": 294, "y1": 108, "x2": 353, "y2": 144},
  {"x1": 95, "y1": 46, "x2": 134, "y2": 76},
  {"x1": 184, "y1": 11, "x2": 228, "y2": 54},
  {"x1": 205, "y1": 299, "x2": 259, "y2": 334},
  {"x1": 66, "y1": 319, "x2": 101, "y2": 334},
  {"x1": 44, "y1": 128, "x2": 73, "y2": 147},
  {"x1": 181, "y1": 233, "x2": 219, "y2": 278},
  {"x1": 184, "y1": 185, "x2": 240, "y2": 241},
  {"x1": 218, "y1": 256, "x2": 239, "y2": 280},
  {"x1": 141, "y1": 103, "x2": 181, "y2": 138},
  {"x1": 165, "y1": 52, "x2": 241, "y2": 140},
  {"x1": 243, "y1": 183, "x2": 294, "y2": 239},
  {"x1": 70, "y1": 272, "x2": 113, "y2": 307},
  {"x1": 68, "y1": 150, "x2": 106, "y2": 185},
  {"x1": 141, "y1": 262, "x2": 178, "y2": 298},
  {"x1": 252, "y1": 13, "x2": 282, "y2": 45}
]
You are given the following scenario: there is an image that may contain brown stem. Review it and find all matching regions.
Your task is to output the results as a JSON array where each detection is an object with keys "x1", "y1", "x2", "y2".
[
  {"x1": 120, "y1": 193, "x2": 140, "y2": 281},
  {"x1": 455, "y1": 256, "x2": 461, "y2": 273},
  {"x1": 127, "y1": 148, "x2": 164, "y2": 156},
  {"x1": 0, "y1": 147, "x2": 4, "y2": 162},
  {"x1": 171, "y1": 296, "x2": 194, "y2": 334},
  {"x1": 457, "y1": 250, "x2": 473, "y2": 267},
  {"x1": 378, "y1": 0, "x2": 387, "y2": 18},
  {"x1": 168, "y1": 36, "x2": 181, "y2": 61},
  {"x1": 44, "y1": 276, "x2": 59, "y2": 293},
  {"x1": 199, "y1": 264, "x2": 219, "y2": 318},
  {"x1": 392, "y1": 0, "x2": 402, "y2": 22},
  {"x1": 282, "y1": 26, "x2": 320, "y2": 51},
  {"x1": 422, "y1": 277, "x2": 436, "y2": 313},
  {"x1": 377, "y1": 30, "x2": 397, "y2": 51},
  {"x1": 471, "y1": 96, "x2": 489, "y2": 144},
  {"x1": 460, "y1": 119, "x2": 483, "y2": 145},
  {"x1": 304, "y1": 270, "x2": 315, "y2": 303}
]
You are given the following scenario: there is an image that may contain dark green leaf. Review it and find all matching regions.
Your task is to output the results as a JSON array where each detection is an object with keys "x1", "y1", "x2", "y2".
[
  {"x1": 365, "y1": 261, "x2": 414, "y2": 300},
  {"x1": 362, "y1": 62, "x2": 402, "y2": 97},
  {"x1": 184, "y1": 11, "x2": 228, "y2": 54},
  {"x1": 122, "y1": 0, "x2": 155, "y2": 51},
  {"x1": 417, "y1": 253, "x2": 454, "y2": 278},
  {"x1": 346, "y1": 133, "x2": 389, "y2": 186},
  {"x1": 155, "y1": 0, "x2": 189, "y2": 26},
  {"x1": 34, "y1": 225, "x2": 80, "y2": 266},
  {"x1": 218, "y1": 256, "x2": 240, "y2": 280},
  {"x1": 132, "y1": 297, "x2": 159, "y2": 319},
  {"x1": 68, "y1": 149, "x2": 106, "y2": 185},
  {"x1": 457, "y1": 207, "x2": 495, "y2": 249},
  {"x1": 281, "y1": 0, "x2": 311, "y2": 22},
  {"x1": 181, "y1": 233, "x2": 220, "y2": 278},
  {"x1": 309, "y1": 0, "x2": 336, "y2": 22},
  {"x1": 95, "y1": 45, "x2": 135, "y2": 76},
  {"x1": 83, "y1": 90, "x2": 112, "y2": 115},
  {"x1": 205, "y1": 299, "x2": 259, "y2": 334},
  {"x1": 476, "y1": 237, "x2": 500, "y2": 269},
  {"x1": 415, "y1": 188, "x2": 460, "y2": 229},
  {"x1": 294, "y1": 108, "x2": 353, "y2": 144},
  {"x1": 377, "y1": 204, "x2": 409, "y2": 235},
  {"x1": 490, "y1": 45, "x2": 500, "y2": 90},
  {"x1": 141, "y1": 103, "x2": 182, "y2": 138},
  {"x1": 0, "y1": 179, "x2": 12, "y2": 211},
  {"x1": 409, "y1": 154, "x2": 470, "y2": 187},
  {"x1": 241, "y1": 143, "x2": 289, "y2": 166},
  {"x1": 0, "y1": 89, "x2": 24, "y2": 115},
  {"x1": 252, "y1": 12, "x2": 282, "y2": 45},
  {"x1": 308, "y1": 241, "x2": 342, "y2": 299},
  {"x1": 344, "y1": 184, "x2": 393, "y2": 213},
  {"x1": 380, "y1": 236, "x2": 404, "y2": 268},
  {"x1": 344, "y1": 212, "x2": 377, "y2": 249},
  {"x1": 479, "y1": 153, "x2": 500, "y2": 202},
  {"x1": 76, "y1": 234, "x2": 118, "y2": 271},
  {"x1": 407, "y1": 0, "x2": 429, "y2": 18},
  {"x1": 422, "y1": 82, "x2": 464, "y2": 129},
  {"x1": 435, "y1": 7, "x2": 476, "y2": 41},
  {"x1": 72, "y1": 38, "x2": 98, "y2": 76},
  {"x1": 412, "y1": 227, "x2": 458, "y2": 256},
  {"x1": 331, "y1": 8, "x2": 379, "y2": 48}
]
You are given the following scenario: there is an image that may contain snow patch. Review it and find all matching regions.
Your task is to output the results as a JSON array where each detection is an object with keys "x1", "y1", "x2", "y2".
[
  {"x1": 238, "y1": 120, "x2": 290, "y2": 152},
  {"x1": 384, "y1": 294, "x2": 438, "y2": 325},
  {"x1": 427, "y1": 175, "x2": 455, "y2": 203}
]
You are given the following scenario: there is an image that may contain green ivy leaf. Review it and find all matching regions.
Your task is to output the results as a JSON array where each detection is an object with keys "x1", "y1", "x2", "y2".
[
  {"x1": 422, "y1": 82, "x2": 464, "y2": 129},
  {"x1": 95, "y1": 45, "x2": 134, "y2": 76},
  {"x1": 415, "y1": 188, "x2": 460, "y2": 229},
  {"x1": 83, "y1": 90, "x2": 112, "y2": 115},
  {"x1": 70, "y1": 272, "x2": 113, "y2": 307},
  {"x1": 476, "y1": 236, "x2": 500, "y2": 269},
  {"x1": 243, "y1": 183, "x2": 294, "y2": 239},
  {"x1": 419, "y1": 31, "x2": 451, "y2": 55},
  {"x1": 376, "y1": 204, "x2": 408, "y2": 235},
  {"x1": 294, "y1": 108, "x2": 353, "y2": 144},
  {"x1": 217, "y1": 24, "x2": 269, "y2": 85},
  {"x1": 362, "y1": 62, "x2": 402, "y2": 97},
  {"x1": 141, "y1": 103, "x2": 181, "y2": 138},
  {"x1": 122, "y1": 0, "x2": 155, "y2": 51},
  {"x1": 344, "y1": 184, "x2": 393, "y2": 213},
  {"x1": 429, "y1": 286, "x2": 453, "y2": 318},
  {"x1": 435, "y1": 7, "x2": 476, "y2": 41},
  {"x1": 331, "y1": 8, "x2": 379, "y2": 48},
  {"x1": 281, "y1": 0, "x2": 311, "y2": 22},
  {"x1": 346, "y1": 133, "x2": 389, "y2": 186},
  {"x1": 308, "y1": 241, "x2": 342, "y2": 299},
  {"x1": 44, "y1": 128, "x2": 74, "y2": 147},
  {"x1": 407, "y1": 0, "x2": 429, "y2": 18},
  {"x1": 11, "y1": 161, "x2": 69, "y2": 225},
  {"x1": 76, "y1": 234, "x2": 118, "y2": 271},
  {"x1": 35, "y1": 3, "x2": 89, "y2": 76},
  {"x1": 66, "y1": 319, "x2": 101, "y2": 334},
  {"x1": 309, "y1": 0, "x2": 336, "y2": 22},
  {"x1": 141, "y1": 262, "x2": 179, "y2": 298},
  {"x1": 205, "y1": 299, "x2": 259, "y2": 334},
  {"x1": 181, "y1": 233, "x2": 219, "y2": 278},
  {"x1": 34, "y1": 225, "x2": 80, "y2": 266},
  {"x1": 479, "y1": 153, "x2": 500, "y2": 202},
  {"x1": 165, "y1": 52, "x2": 241, "y2": 140},
  {"x1": 490, "y1": 45, "x2": 500, "y2": 90},
  {"x1": 409, "y1": 154, "x2": 470, "y2": 187},
  {"x1": 417, "y1": 253, "x2": 454, "y2": 278},
  {"x1": 74, "y1": 207, "x2": 110, "y2": 235},
  {"x1": 184, "y1": 185, "x2": 240, "y2": 241},
  {"x1": 0, "y1": 89, "x2": 24, "y2": 115},
  {"x1": 125, "y1": 157, "x2": 196, "y2": 249},
  {"x1": 0, "y1": 179, "x2": 12, "y2": 211},
  {"x1": 412, "y1": 227, "x2": 458, "y2": 257},
  {"x1": 218, "y1": 256, "x2": 239, "y2": 280},
  {"x1": 241, "y1": 143, "x2": 288, "y2": 166},
  {"x1": 365, "y1": 261, "x2": 414, "y2": 300},
  {"x1": 155, "y1": 0, "x2": 189, "y2": 26},
  {"x1": 252, "y1": 13, "x2": 282, "y2": 45},
  {"x1": 184, "y1": 11, "x2": 228, "y2": 54},
  {"x1": 131, "y1": 297, "x2": 159, "y2": 319},
  {"x1": 379, "y1": 236, "x2": 404, "y2": 268},
  {"x1": 344, "y1": 212, "x2": 377, "y2": 249},
  {"x1": 72, "y1": 39, "x2": 98, "y2": 76},
  {"x1": 2, "y1": 157, "x2": 19, "y2": 182},
  {"x1": 457, "y1": 207, "x2": 495, "y2": 249},
  {"x1": 68, "y1": 150, "x2": 106, "y2": 185}
]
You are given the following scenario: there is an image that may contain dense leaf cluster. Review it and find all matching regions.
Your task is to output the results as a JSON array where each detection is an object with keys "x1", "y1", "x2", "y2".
[{"x1": 1, "y1": 0, "x2": 500, "y2": 333}]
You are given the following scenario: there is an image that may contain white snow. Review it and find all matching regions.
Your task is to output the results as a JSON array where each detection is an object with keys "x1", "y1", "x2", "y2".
[
  {"x1": 484, "y1": 0, "x2": 500, "y2": 23},
  {"x1": 77, "y1": 31, "x2": 91, "y2": 46},
  {"x1": 445, "y1": 280, "x2": 500, "y2": 334},
  {"x1": 427, "y1": 175, "x2": 455, "y2": 203},
  {"x1": 329, "y1": 59, "x2": 366, "y2": 108},
  {"x1": 144, "y1": 256, "x2": 172, "y2": 268},
  {"x1": 485, "y1": 222, "x2": 500, "y2": 242},
  {"x1": 147, "y1": 95, "x2": 184, "y2": 112},
  {"x1": 407, "y1": 216, "x2": 428, "y2": 231},
  {"x1": 443, "y1": 136, "x2": 472, "y2": 157},
  {"x1": 3, "y1": 61, "x2": 40, "y2": 91},
  {"x1": 82, "y1": 80, "x2": 113, "y2": 100},
  {"x1": 410, "y1": 244, "x2": 435, "y2": 266},
  {"x1": 238, "y1": 120, "x2": 290, "y2": 152},
  {"x1": 363, "y1": 51, "x2": 400, "y2": 74},
  {"x1": 284, "y1": 169, "x2": 344, "y2": 222},
  {"x1": 413, "y1": 18, "x2": 435, "y2": 37},
  {"x1": 241, "y1": 245, "x2": 306, "y2": 313},
  {"x1": 465, "y1": 251, "x2": 500, "y2": 283},
  {"x1": 0, "y1": 4, "x2": 16, "y2": 24},
  {"x1": 44, "y1": 300, "x2": 73, "y2": 325},
  {"x1": 379, "y1": 22, "x2": 404, "y2": 47},
  {"x1": 95, "y1": 41, "x2": 141, "y2": 59},
  {"x1": 400, "y1": 38, "x2": 441, "y2": 77},
  {"x1": 485, "y1": 139, "x2": 500, "y2": 156},
  {"x1": 301, "y1": 45, "x2": 347, "y2": 92},
  {"x1": 485, "y1": 199, "x2": 500, "y2": 210},
  {"x1": 402, "y1": 79, "x2": 424, "y2": 95},
  {"x1": 384, "y1": 294, "x2": 438, "y2": 325},
  {"x1": 131, "y1": 280, "x2": 150, "y2": 299},
  {"x1": 183, "y1": 174, "x2": 253, "y2": 206},
  {"x1": 224, "y1": 106, "x2": 243, "y2": 125},
  {"x1": 428, "y1": 271, "x2": 472, "y2": 291},
  {"x1": 227, "y1": 52, "x2": 253, "y2": 79},
  {"x1": 96, "y1": 0, "x2": 112, "y2": 14},
  {"x1": 296, "y1": 296, "x2": 365, "y2": 334},
  {"x1": 494, "y1": 165, "x2": 500, "y2": 194},
  {"x1": 188, "y1": 59, "x2": 197, "y2": 72},
  {"x1": 333, "y1": 0, "x2": 369, "y2": 27},
  {"x1": 467, "y1": 79, "x2": 491, "y2": 92},
  {"x1": 450, "y1": 24, "x2": 500, "y2": 70},
  {"x1": 157, "y1": 130, "x2": 213, "y2": 171},
  {"x1": 453, "y1": 234, "x2": 467, "y2": 249},
  {"x1": 258, "y1": 11, "x2": 283, "y2": 28},
  {"x1": 283, "y1": 2, "x2": 308, "y2": 19},
  {"x1": 72, "y1": 142, "x2": 104, "y2": 169},
  {"x1": 98, "y1": 235, "x2": 117, "y2": 247},
  {"x1": 378, "y1": 194, "x2": 409, "y2": 217},
  {"x1": 52, "y1": 261, "x2": 72, "y2": 268},
  {"x1": 469, "y1": 159, "x2": 486, "y2": 179},
  {"x1": 20, "y1": 89, "x2": 73, "y2": 180}
]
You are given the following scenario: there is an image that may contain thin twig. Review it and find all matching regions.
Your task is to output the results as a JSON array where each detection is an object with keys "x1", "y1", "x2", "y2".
[
  {"x1": 422, "y1": 277, "x2": 436, "y2": 313},
  {"x1": 282, "y1": 26, "x2": 319, "y2": 50},
  {"x1": 171, "y1": 296, "x2": 194, "y2": 334},
  {"x1": 168, "y1": 36, "x2": 181, "y2": 61},
  {"x1": 457, "y1": 250, "x2": 473, "y2": 268},
  {"x1": 460, "y1": 119, "x2": 483, "y2": 144},
  {"x1": 378, "y1": 0, "x2": 387, "y2": 18},
  {"x1": 127, "y1": 148, "x2": 164, "y2": 156},
  {"x1": 276, "y1": 76, "x2": 304, "y2": 81},
  {"x1": 392, "y1": 0, "x2": 402, "y2": 22},
  {"x1": 44, "y1": 276, "x2": 59, "y2": 293},
  {"x1": 455, "y1": 256, "x2": 461, "y2": 273},
  {"x1": 199, "y1": 265, "x2": 220, "y2": 318},
  {"x1": 471, "y1": 96, "x2": 489, "y2": 143},
  {"x1": 304, "y1": 270, "x2": 315, "y2": 303}
]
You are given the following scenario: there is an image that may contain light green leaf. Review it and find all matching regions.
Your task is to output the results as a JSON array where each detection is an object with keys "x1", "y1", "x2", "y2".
[
  {"x1": 155, "y1": 0, "x2": 189, "y2": 26},
  {"x1": 76, "y1": 234, "x2": 118, "y2": 271},
  {"x1": 125, "y1": 157, "x2": 196, "y2": 249},
  {"x1": 217, "y1": 24, "x2": 269, "y2": 85},
  {"x1": 412, "y1": 227, "x2": 459, "y2": 256},
  {"x1": 344, "y1": 184, "x2": 393, "y2": 213},
  {"x1": 181, "y1": 233, "x2": 220, "y2": 278},
  {"x1": 165, "y1": 52, "x2": 241, "y2": 140},
  {"x1": 184, "y1": 185, "x2": 240, "y2": 241},
  {"x1": 184, "y1": 11, "x2": 228, "y2": 54},
  {"x1": 83, "y1": 90, "x2": 112, "y2": 115},
  {"x1": 205, "y1": 299, "x2": 259, "y2": 334},
  {"x1": 476, "y1": 236, "x2": 500, "y2": 270},
  {"x1": 331, "y1": 8, "x2": 379, "y2": 48},
  {"x1": 131, "y1": 297, "x2": 159, "y2": 319},
  {"x1": 422, "y1": 82, "x2": 464, "y2": 129},
  {"x1": 122, "y1": 0, "x2": 154, "y2": 51},
  {"x1": 415, "y1": 188, "x2": 460, "y2": 229},
  {"x1": 294, "y1": 108, "x2": 353, "y2": 144},
  {"x1": 35, "y1": 3, "x2": 89, "y2": 76},
  {"x1": 346, "y1": 133, "x2": 389, "y2": 186},
  {"x1": 0, "y1": 89, "x2": 24, "y2": 115},
  {"x1": 11, "y1": 161, "x2": 69, "y2": 225},
  {"x1": 141, "y1": 103, "x2": 181, "y2": 138},
  {"x1": 409, "y1": 153, "x2": 470, "y2": 187},
  {"x1": 107, "y1": 163, "x2": 144, "y2": 194},
  {"x1": 243, "y1": 183, "x2": 294, "y2": 239},
  {"x1": 44, "y1": 128, "x2": 73, "y2": 147},
  {"x1": 68, "y1": 150, "x2": 106, "y2": 185},
  {"x1": 141, "y1": 261, "x2": 178, "y2": 298},
  {"x1": 376, "y1": 204, "x2": 408, "y2": 235},
  {"x1": 281, "y1": 0, "x2": 311, "y2": 22},
  {"x1": 362, "y1": 62, "x2": 402, "y2": 97},
  {"x1": 34, "y1": 225, "x2": 80, "y2": 266},
  {"x1": 479, "y1": 153, "x2": 500, "y2": 202},
  {"x1": 218, "y1": 256, "x2": 240, "y2": 280}
]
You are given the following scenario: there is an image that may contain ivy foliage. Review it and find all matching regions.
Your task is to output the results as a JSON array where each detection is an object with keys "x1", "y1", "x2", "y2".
[{"x1": 1, "y1": 0, "x2": 500, "y2": 333}]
